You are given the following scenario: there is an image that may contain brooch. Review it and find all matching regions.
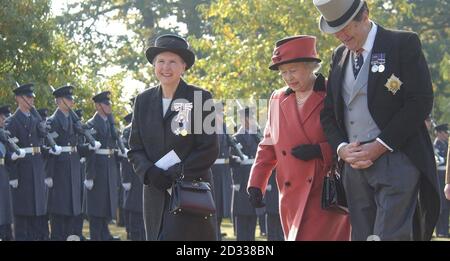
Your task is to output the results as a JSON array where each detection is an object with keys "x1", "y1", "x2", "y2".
[
  {"x1": 384, "y1": 74, "x2": 402, "y2": 95},
  {"x1": 173, "y1": 102, "x2": 193, "y2": 136}
]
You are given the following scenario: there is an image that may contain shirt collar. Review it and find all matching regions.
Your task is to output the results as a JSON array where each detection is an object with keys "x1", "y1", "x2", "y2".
[{"x1": 360, "y1": 21, "x2": 377, "y2": 59}]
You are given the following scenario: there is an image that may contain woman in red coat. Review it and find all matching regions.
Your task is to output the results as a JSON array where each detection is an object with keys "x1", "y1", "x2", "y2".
[{"x1": 247, "y1": 35, "x2": 350, "y2": 240}]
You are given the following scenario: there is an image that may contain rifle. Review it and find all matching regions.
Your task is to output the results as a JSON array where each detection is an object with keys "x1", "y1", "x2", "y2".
[
  {"x1": 227, "y1": 118, "x2": 248, "y2": 161},
  {"x1": 50, "y1": 85, "x2": 98, "y2": 147},
  {"x1": 235, "y1": 100, "x2": 264, "y2": 141},
  {"x1": 14, "y1": 81, "x2": 59, "y2": 151},
  {"x1": 0, "y1": 128, "x2": 20, "y2": 155},
  {"x1": 107, "y1": 113, "x2": 126, "y2": 154}
]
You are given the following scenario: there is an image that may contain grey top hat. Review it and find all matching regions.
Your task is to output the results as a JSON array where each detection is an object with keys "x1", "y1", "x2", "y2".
[{"x1": 313, "y1": 0, "x2": 365, "y2": 34}]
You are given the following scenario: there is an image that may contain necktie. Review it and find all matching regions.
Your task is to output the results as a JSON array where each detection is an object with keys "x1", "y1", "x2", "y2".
[{"x1": 352, "y1": 51, "x2": 364, "y2": 79}]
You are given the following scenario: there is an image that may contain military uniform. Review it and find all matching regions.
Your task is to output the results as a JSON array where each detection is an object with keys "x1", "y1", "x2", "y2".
[
  {"x1": 434, "y1": 124, "x2": 450, "y2": 237},
  {"x1": 45, "y1": 86, "x2": 88, "y2": 240},
  {"x1": 0, "y1": 106, "x2": 13, "y2": 240},
  {"x1": 121, "y1": 113, "x2": 145, "y2": 240},
  {"x1": 72, "y1": 109, "x2": 87, "y2": 240},
  {"x1": 6, "y1": 84, "x2": 48, "y2": 240},
  {"x1": 230, "y1": 126, "x2": 259, "y2": 241},
  {"x1": 85, "y1": 91, "x2": 120, "y2": 240},
  {"x1": 211, "y1": 122, "x2": 233, "y2": 240},
  {"x1": 264, "y1": 173, "x2": 284, "y2": 241}
]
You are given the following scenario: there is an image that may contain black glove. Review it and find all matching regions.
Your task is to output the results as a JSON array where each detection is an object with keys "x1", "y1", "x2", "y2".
[
  {"x1": 164, "y1": 163, "x2": 183, "y2": 181},
  {"x1": 145, "y1": 165, "x2": 172, "y2": 191},
  {"x1": 248, "y1": 187, "x2": 265, "y2": 208},
  {"x1": 291, "y1": 144, "x2": 322, "y2": 161}
]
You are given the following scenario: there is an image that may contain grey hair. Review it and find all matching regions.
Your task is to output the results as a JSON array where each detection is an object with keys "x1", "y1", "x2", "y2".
[{"x1": 306, "y1": 61, "x2": 322, "y2": 73}]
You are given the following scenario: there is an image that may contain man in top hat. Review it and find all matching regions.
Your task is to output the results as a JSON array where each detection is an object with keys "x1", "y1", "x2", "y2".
[
  {"x1": 120, "y1": 113, "x2": 145, "y2": 240},
  {"x1": 6, "y1": 83, "x2": 50, "y2": 240},
  {"x1": 45, "y1": 85, "x2": 92, "y2": 240},
  {"x1": 316, "y1": 0, "x2": 439, "y2": 240},
  {"x1": 434, "y1": 123, "x2": 449, "y2": 237},
  {"x1": 230, "y1": 107, "x2": 259, "y2": 241},
  {"x1": 0, "y1": 105, "x2": 21, "y2": 240},
  {"x1": 84, "y1": 91, "x2": 123, "y2": 240}
]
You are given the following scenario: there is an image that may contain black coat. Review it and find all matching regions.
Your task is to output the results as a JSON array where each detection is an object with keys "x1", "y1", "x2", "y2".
[
  {"x1": 320, "y1": 25, "x2": 439, "y2": 241},
  {"x1": 84, "y1": 113, "x2": 119, "y2": 219},
  {"x1": 128, "y1": 79, "x2": 219, "y2": 241},
  {"x1": 6, "y1": 109, "x2": 47, "y2": 216},
  {"x1": 121, "y1": 125, "x2": 143, "y2": 213},
  {"x1": 45, "y1": 110, "x2": 85, "y2": 216}
]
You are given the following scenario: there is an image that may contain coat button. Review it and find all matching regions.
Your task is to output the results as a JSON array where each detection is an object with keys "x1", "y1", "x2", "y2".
[
  {"x1": 282, "y1": 150, "x2": 286, "y2": 156},
  {"x1": 307, "y1": 177, "x2": 313, "y2": 183},
  {"x1": 284, "y1": 181, "x2": 291, "y2": 187}
]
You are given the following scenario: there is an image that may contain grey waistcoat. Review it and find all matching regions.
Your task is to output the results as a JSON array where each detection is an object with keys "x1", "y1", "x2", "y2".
[{"x1": 341, "y1": 51, "x2": 381, "y2": 143}]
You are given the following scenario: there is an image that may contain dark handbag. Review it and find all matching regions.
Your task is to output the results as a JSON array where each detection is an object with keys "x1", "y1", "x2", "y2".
[
  {"x1": 169, "y1": 180, "x2": 216, "y2": 217},
  {"x1": 321, "y1": 160, "x2": 349, "y2": 214}
]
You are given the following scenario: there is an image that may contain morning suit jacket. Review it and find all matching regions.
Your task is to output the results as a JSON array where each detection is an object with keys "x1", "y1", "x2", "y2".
[
  {"x1": 320, "y1": 25, "x2": 439, "y2": 241},
  {"x1": 128, "y1": 79, "x2": 219, "y2": 240}
]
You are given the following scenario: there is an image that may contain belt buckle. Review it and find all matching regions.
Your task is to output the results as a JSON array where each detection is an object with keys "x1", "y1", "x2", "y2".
[{"x1": 32, "y1": 147, "x2": 38, "y2": 155}]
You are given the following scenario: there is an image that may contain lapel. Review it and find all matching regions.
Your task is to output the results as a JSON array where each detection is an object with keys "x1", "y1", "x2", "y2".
[
  {"x1": 367, "y1": 25, "x2": 393, "y2": 107},
  {"x1": 55, "y1": 109, "x2": 68, "y2": 132},
  {"x1": 333, "y1": 48, "x2": 350, "y2": 105},
  {"x1": 14, "y1": 109, "x2": 31, "y2": 132},
  {"x1": 347, "y1": 55, "x2": 370, "y2": 104},
  {"x1": 298, "y1": 91, "x2": 325, "y2": 125},
  {"x1": 298, "y1": 74, "x2": 327, "y2": 124},
  {"x1": 280, "y1": 92, "x2": 304, "y2": 137},
  {"x1": 162, "y1": 79, "x2": 190, "y2": 122},
  {"x1": 93, "y1": 113, "x2": 106, "y2": 137}
]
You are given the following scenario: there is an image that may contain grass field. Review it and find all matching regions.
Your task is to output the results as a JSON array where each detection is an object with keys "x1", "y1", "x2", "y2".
[
  {"x1": 82, "y1": 217, "x2": 450, "y2": 241},
  {"x1": 83, "y1": 217, "x2": 266, "y2": 241}
]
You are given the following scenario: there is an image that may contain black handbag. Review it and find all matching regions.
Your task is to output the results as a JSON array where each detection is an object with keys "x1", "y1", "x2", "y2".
[
  {"x1": 321, "y1": 160, "x2": 349, "y2": 215},
  {"x1": 169, "y1": 180, "x2": 216, "y2": 217}
]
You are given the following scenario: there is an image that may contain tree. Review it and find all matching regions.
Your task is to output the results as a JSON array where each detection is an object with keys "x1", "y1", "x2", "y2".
[
  {"x1": 398, "y1": 0, "x2": 450, "y2": 124},
  {"x1": 56, "y1": 0, "x2": 211, "y2": 85},
  {"x1": 186, "y1": 0, "x2": 412, "y2": 100}
]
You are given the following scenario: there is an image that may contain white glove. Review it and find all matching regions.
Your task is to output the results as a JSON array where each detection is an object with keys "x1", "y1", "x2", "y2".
[
  {"x1": 122, "y1": 183, "x2": 131, "y2": 191},
  {"x1": 49, "y1": 145, "x2": 62, "y2": 155},
  {"x1": 11, "y1": 149, "x2": 26, "y2": 161},
  {"x1": 9, "y1": 179, "x2": 18, "y2": 188},
  {"x1": 84, "y1": 179, "x2": 94, "y2": 190},
  {"x1": 118, "y1": 148, "x2": 129, "y2": 158},
  {"x1": 88, "y1": 141, "x2": 101, "y2": 151},
  {"x1": 79, "y1": 157, "x2": 86, "y2": 164},
  {"x1": 445, "y1": 184, "x2": 450, "y2": 201},
  {"x1": 45, "y1": 177, "x2": 53, "y2": 188},
  {"x1": 231, "y1": 155, "x2": 243, "y2": 164}
]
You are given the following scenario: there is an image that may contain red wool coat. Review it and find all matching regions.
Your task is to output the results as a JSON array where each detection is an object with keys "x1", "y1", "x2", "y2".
[{"x1": 248, "y1": 83, "x2": 350, "y2": 241}]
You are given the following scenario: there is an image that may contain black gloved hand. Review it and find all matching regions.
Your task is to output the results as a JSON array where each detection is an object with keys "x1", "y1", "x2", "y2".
[
  {"x1": 291, "y1": 144, "x2": 322, "y2": 161},
  {"x1": 248, "y1": 187, "x2": 265, "y2": 208},
  {"x1": 145, "y1": 165, "x2": 172, "y2": 191},
  {"x1": 164, "y1": 163, "x2": 183, "y2": 181}
]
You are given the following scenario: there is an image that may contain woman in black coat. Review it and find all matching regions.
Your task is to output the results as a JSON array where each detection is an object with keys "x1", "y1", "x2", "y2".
[{"x1": 128, "y1": 34, "x2": 219, "y2": 241}]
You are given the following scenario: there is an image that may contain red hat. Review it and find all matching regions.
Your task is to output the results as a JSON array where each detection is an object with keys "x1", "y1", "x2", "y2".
[{"x1": 269, "y1": 35, "x2": 321, "y2": 71}]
